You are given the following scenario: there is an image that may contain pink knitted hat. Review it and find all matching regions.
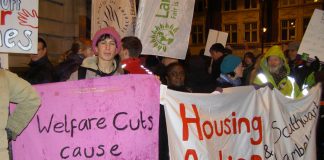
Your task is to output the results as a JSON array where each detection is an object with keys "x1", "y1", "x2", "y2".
[{"x1": 92, "y1": 27, "x2": 121, "y2": 54}]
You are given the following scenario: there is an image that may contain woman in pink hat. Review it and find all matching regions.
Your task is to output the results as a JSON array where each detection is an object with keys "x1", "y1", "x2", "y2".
[{"x1": 69, "y1": 27, "x2": 123, "y2": 80}]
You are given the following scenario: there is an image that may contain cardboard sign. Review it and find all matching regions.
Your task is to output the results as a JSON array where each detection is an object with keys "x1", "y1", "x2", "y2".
[
  {"x1": 91, "y1": 0, "x2": 136, "y2": 38},
  {"x1": 0, "y1": 0, "x2": 38, "y2": 54},
  {"x1": 204, "y1": 29, "x2": 228, "y2": 57},
  {"x1": 299, "y1": 9, "x2": 324, "y2": 60}
]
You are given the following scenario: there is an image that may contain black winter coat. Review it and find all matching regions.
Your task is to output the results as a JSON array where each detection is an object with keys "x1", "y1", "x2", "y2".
[{"x1": 23, "y1": 56, "x2": 54, "y2": 84}]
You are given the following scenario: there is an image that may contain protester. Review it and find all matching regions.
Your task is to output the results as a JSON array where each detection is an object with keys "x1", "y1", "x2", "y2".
[
  {"x1": 253, "y1": 45, "x2": 301, "y2": 98},
  {"x1": 54, "y1": 39, "x2": 94, "y2": 82},
  {"x1": 208, "y1": 43, "x2": 229, "y2": 83},
  {"x1": 186, "y1": 50, "x2": 215, "y2": 93},
  {"x1": 217, "y1": 55, "x2": 243, "y2": 88},
  {"x1": 286, "y1": 41, "x2": 321, "y2": 95},
  {"x1": 287, "y1": 42, "x2": 303, "y2": 71},
  {"x1": 69, "y1": 27, "x2": 122, "y2": 80},
  {"x1": 165, "y1": 62, "x2": 191, "y2": 92},
  {"x1": 23, "y1": 38, "x2": 54, "y2": 84},
  {"x1": 242, "y1": 52, "x2": 256, "y2": 85},
  {"x1": 119, "y1": 36, "x2": 151, "y2": 74},
  {"x1": 0, "y1": 69, "x2": 41, "y2": 160},
  {"x1": 149, "y1": 57, "x2": 179, "y2": 84}
]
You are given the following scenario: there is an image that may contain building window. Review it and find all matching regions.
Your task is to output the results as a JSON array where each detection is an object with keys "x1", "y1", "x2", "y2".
[
  {"x1": 224, "y1": 0, "x2": 237, "y2": 11},
  {"x1": 194, "y1": 0, "x2": 205, "y2": 13},
  {"x1": 224, "y1": 24, "x2": 237, "y2": 43},
  {"x1": 244, "y1": 22, "x2": 258, "y2": 42},
  {"x1": 244, "y1": 0, "x2": 257, "y2": 9},
  {"x1": 280, "y1": 0, "x2": 296, "y2": 6},
  {"x1": 304, "y1": 0, "x2": 322, "y2": 4},
  {"x1": 303, "y1": 17, "x2": 310, "y2": 34},
  {"x1": 191, "y1": 25, "x2": 204, "y2": 44},
  {"x1": 281, "y1": 19, "x2": 296, "y2": 41}
]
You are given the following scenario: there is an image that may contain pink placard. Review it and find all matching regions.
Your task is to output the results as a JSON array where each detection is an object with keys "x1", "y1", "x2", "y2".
[{"x1": 12, "y1": 75, "x2": 160, "y2": 160}]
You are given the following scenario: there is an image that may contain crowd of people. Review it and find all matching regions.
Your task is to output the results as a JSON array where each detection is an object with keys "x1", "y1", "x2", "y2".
[
  {"x1": 14, "y1": 26, "x2": 322, "y2": 98},
  {"x1": 1, "y1": 26, "x2": 324, "y2": 160}
]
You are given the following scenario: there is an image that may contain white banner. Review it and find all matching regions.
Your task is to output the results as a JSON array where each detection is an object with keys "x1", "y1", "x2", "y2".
[
  {"x1": 299, "y1": 9, "x2": 324, "y2": 60},
  {"x1": 91, "y1": 0, "x2": 136, "y2": 38},
  {"x1": 161, "y1": 85, "x2": 321, "y2": 160},
  {"x1": 0, "y1": 0, "x2": 38, "y2": 54},
  {"x1": 135, "y1": 0, "x2": 195, "y2": 59}
]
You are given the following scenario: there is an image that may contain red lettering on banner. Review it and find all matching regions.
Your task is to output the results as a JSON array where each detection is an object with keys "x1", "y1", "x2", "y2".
[
  {"x1": 218, "y1": 150, "x2": 262, "y2": 160},
  {"x1": 1, "y1": 10, "x2": 12, "y2": 25},
  {"x1": 232, "y1": 112, "x2": 237, "y2": 134},
  {"x1": 202, "y1": 121, "x2": 213, "y2": 139},
  {"x1": 251, "y1": 117, "x2": 262, "y2": 145},
  {"x1": 180, "y1": 103, "x2": 263, "y2": 145},
  {"x1": 219, "y1": 151, "x2": 233, "y2": 160},
  {"x1": 238, "y1": 117, "x2": 250, "y2": 133},
  {"x1": 251, "y1": 155, "x2": 262, "y2": 160},
  {"x1": 180, "y1": 103, "x2": 203, "y2": 141},
  {"x1": 184, "y1": 149, "x2": 198, "y2": 160}
]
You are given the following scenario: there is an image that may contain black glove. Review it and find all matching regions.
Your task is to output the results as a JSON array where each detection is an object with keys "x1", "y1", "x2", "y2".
[
  {"x1": 266, "y1": 82, "x2": 274, "y2": 89},
  {"x1": 311, "y1": 56, "x2": 321, "y2": 72}
]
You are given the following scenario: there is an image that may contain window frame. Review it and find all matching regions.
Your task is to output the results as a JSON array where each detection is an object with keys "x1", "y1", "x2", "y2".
[
  {"x1": 224, "y1": 0, "x2": 237, "y2": 11},
  {"x1": 224, "y1": 23, "x2": 238, "y2": 44},
  {"x1": 244, "y1": 0, "x2": 258, "y2": 9},
  {"x1": 244, "y1": 22, "x2": 258, "y2": 43},
  {"x1": 280, "y1": 0, "x2": 297, "y2": 6},
  {"x1": 280, "y1": 19, "x2": 296, "y2": 41},
  {"x1": 191, "y1": 24, "x2": 205, "y2": 45}
]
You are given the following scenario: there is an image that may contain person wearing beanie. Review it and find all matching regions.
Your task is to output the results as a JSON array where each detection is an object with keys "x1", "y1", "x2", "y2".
[
  {"x1": 286, "y1": 41, "x2": 320, "y2": 94},
  {"x1": 216, "y1": 54, "x2": 243, "y2": 88},
  {"x1": 287, "y1": 41, "x2": 302, "y2": 65},
  {"x1": 253, "y1": 45, "x2": 301, "y2": 98},
  {"x1": 68, "y1": 27, "x2": 123, "y2": 80},
  {"x1": 286, "y1": 42, "x2": 305, "y2": 79},
  {"x1": 119, "y1": 36, "x2": 152, "y2": 74}
]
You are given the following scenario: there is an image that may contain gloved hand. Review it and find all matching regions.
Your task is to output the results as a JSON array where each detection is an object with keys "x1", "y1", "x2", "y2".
[
  {"x1": 253, "y1": 83, "x2": 274, "y2": 90},
  {"x1": 266, "y1": 82, "x2": 274, "y2": 89},
  {"x1": 311, "y1": 56, "x2": 321, "y2": 72}
]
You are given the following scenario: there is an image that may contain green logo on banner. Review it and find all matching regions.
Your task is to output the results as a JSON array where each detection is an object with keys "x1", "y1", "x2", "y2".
[{"x1": 150, "y1": 23, "x2": 179, "y2": 52}]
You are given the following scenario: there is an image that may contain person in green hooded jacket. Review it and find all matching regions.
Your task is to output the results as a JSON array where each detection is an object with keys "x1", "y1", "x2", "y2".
[{"x1": 253, "y1": 45, "x2": 301, "y2": 99}]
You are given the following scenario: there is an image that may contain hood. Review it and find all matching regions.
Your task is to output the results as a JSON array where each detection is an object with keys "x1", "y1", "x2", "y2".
[
  {"x1": 80, "y1": 56, "x2": 98, "y2": 70},
  {"x1": 81, "y1": 56, "x2": 118, "y2": 72},
  {"x1": 260, "y1": 45, "x2": 290, "y2": 75}
]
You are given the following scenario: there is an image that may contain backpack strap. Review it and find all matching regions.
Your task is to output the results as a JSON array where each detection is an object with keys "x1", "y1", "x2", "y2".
[{"x1": 78, "y1": 66, "x2": 87, "y2": 80}]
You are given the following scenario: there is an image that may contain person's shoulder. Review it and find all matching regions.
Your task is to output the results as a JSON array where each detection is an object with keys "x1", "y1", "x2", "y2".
[
  {"x1": 81, "y1": 56, "x2": 98, "y2": 70},
  {"x1": 0, "y1": 69, "x2": 25, "y2": 84},
  {"x1": 1, "y1": 69, "x2": 16, "y2": 78}
]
